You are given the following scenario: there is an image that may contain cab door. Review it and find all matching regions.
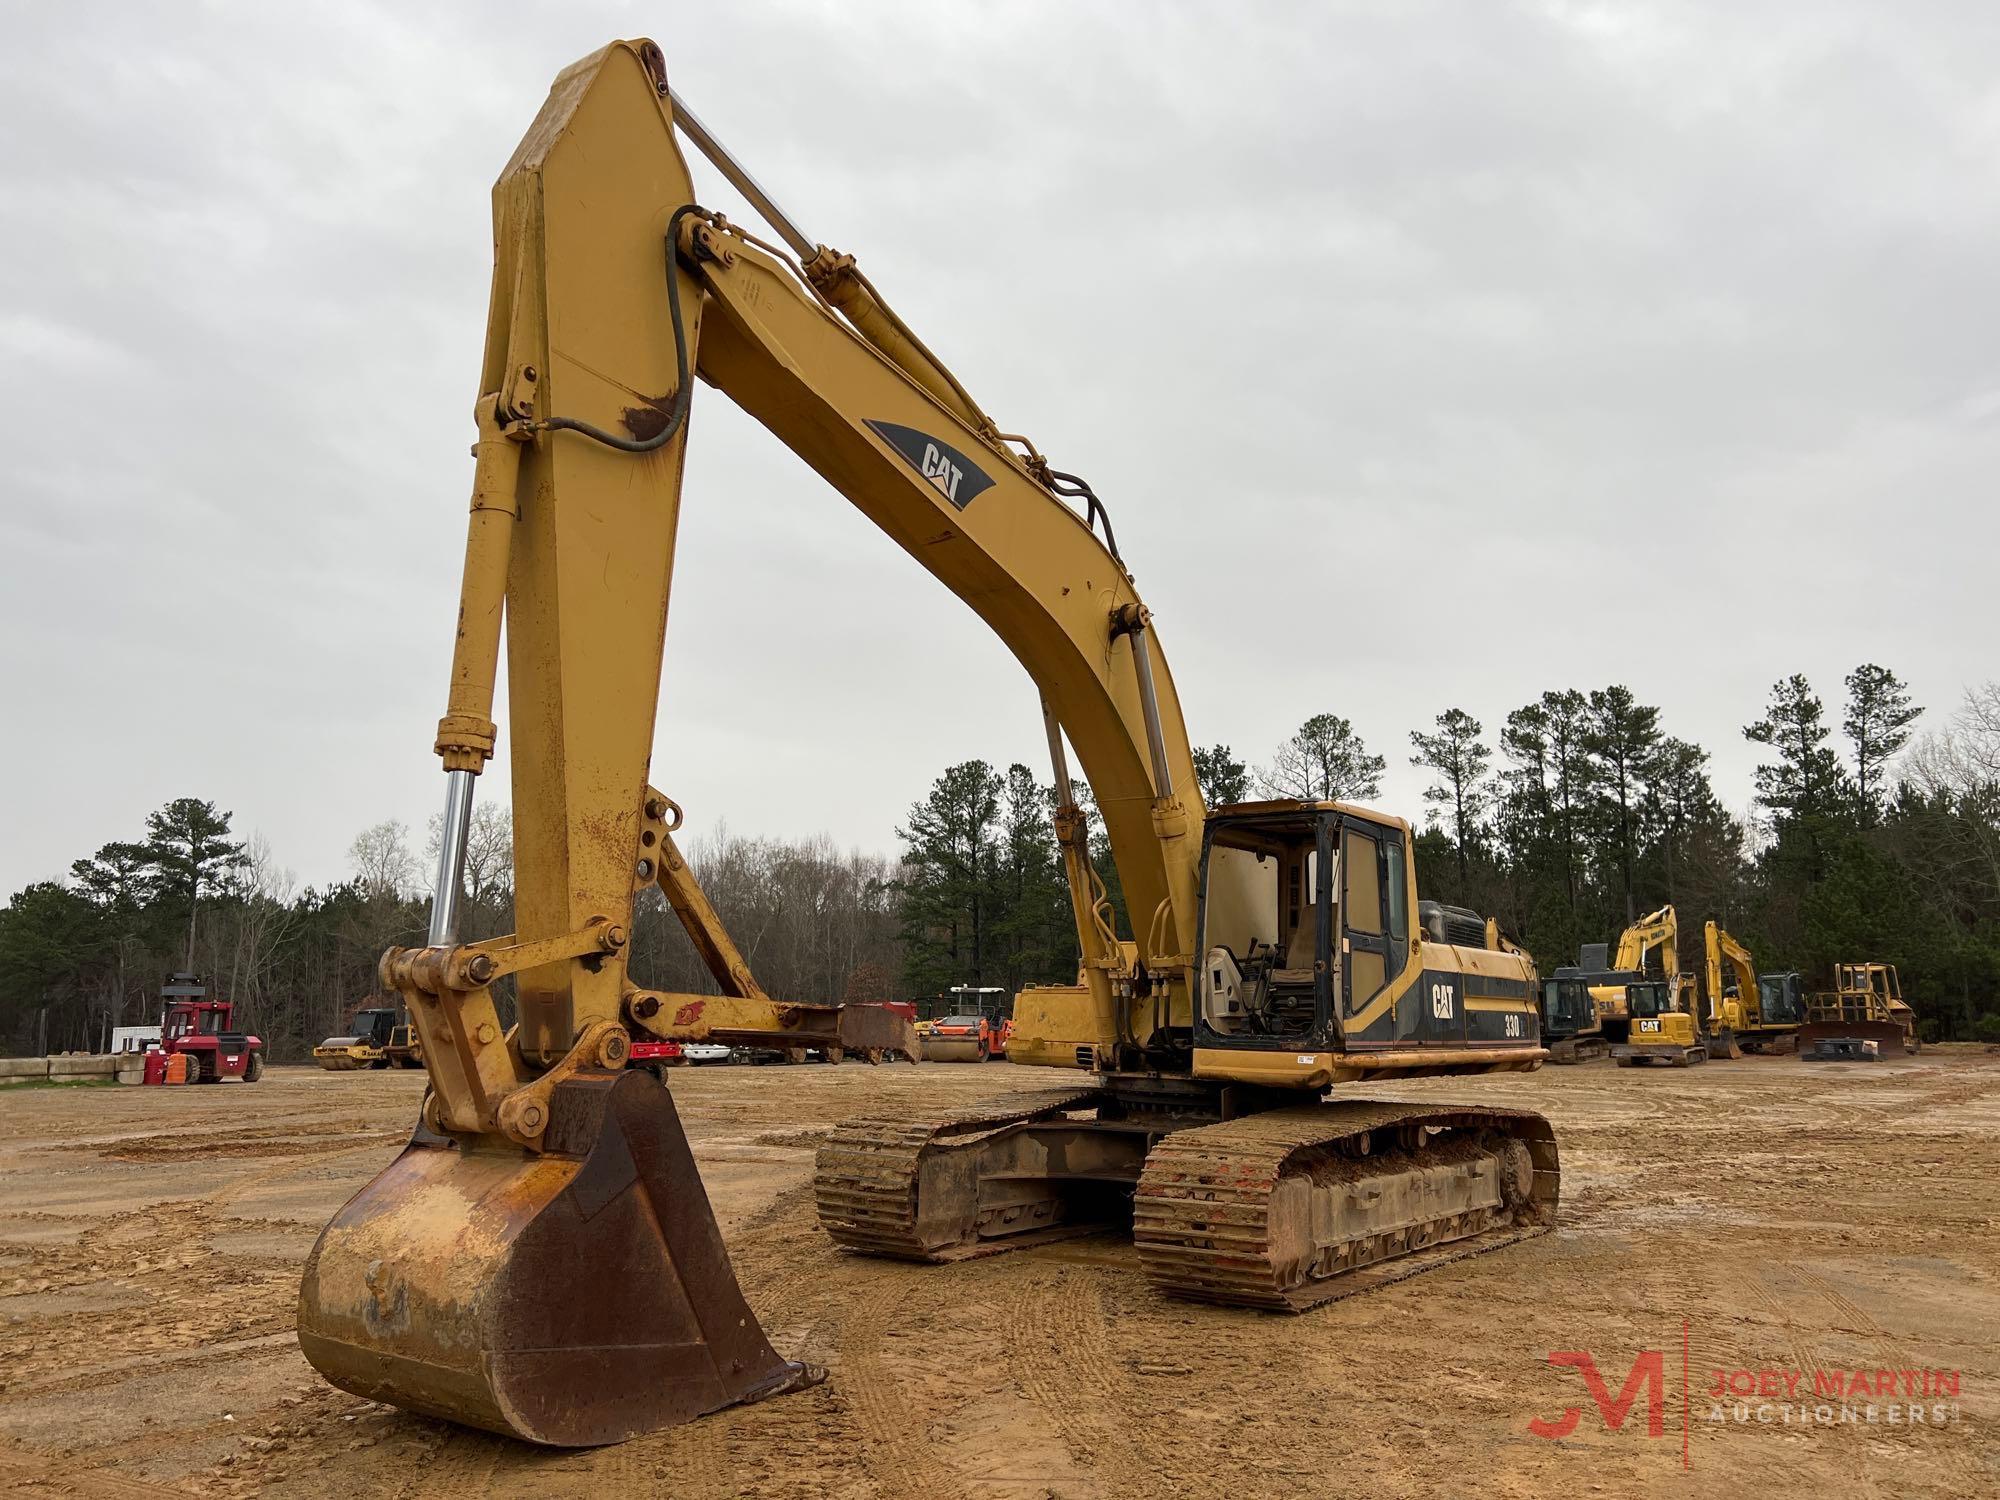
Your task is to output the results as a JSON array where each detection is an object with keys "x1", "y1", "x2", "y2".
[{"x1": 1338, "y1": 818, "x2": 1412, "y2": 1040}]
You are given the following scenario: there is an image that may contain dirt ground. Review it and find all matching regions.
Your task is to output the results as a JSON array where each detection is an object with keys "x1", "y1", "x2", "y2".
[{"x1": 0, "y1": 1050, "x2": 1994, "y2": 1499}]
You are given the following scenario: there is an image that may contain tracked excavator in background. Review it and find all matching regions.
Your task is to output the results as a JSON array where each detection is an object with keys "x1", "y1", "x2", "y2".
[
  {"x1": 1702, "y1": 921, "x2": 1804, "y2": 1055},
  {"x1": 295, "y1": 40, "x2": 1560, "y2": 1448},
  {"x1": 1576, "y1": 904, "x2": 1689, "y2": 1045}
]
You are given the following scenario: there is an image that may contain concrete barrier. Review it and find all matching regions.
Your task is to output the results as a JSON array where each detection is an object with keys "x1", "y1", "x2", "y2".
[
  {"x1": 0, "y1": 1057, "x2": 52, "y2": 1083},
  {"x1": 45, "y1": 1054, "x2": 120, "y2": 1080}
]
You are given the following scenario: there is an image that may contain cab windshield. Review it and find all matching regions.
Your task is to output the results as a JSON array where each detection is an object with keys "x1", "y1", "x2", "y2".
[
  {"x1": 1757, "y1": 974, "x2": 1802, "y2": 1024},
  {"x1": 1627, "y1": 982, "x2": 1671, "y2": 1018},
  {"x1": 1541, "y1": 978, "x2": 1590, "y2": 1030}
]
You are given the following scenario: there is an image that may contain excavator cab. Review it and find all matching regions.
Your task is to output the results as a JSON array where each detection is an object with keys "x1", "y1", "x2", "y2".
[
  {"x1": 1610, "y1": 979, "x2": 1707, "y2": 1067},
  {"x1": 1197, "y1": 809, "x2": 1330, "y2": 1041},
  {"x1": 1757, "y1": 972, "x2": 1804, "y2": 1026},
  {"x1": 1538, "y1": 967, "x2": 1606, "y2": 1063},
  {"x1": 1197, "y1": 805, "x2": 1421, "y2": 1048},
  {"x1": 1626, "y1": 981, "x2": 1673, "y2": 1020},
  {"x1": 1540, "y1": 973, "x2": 1595, "y2": 1033}
]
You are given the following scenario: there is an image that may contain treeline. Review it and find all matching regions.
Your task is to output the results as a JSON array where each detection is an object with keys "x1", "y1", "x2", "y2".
[
  {"x1": 0, "y1": 804, "x2": 492, "y2": 1061},
  {"x1": 0, "y1": 804, "x2": 898, "y2": 1061},
  {"x1": 1380, "y1": 668, "x2": 2000, "y2": 1041},
  {"x1": 6, "y1": 664, "x2": 1997, "y2": 1054},
  {"x1": 895, "y1": 668, "x2": 2000, "y2": 1042}
]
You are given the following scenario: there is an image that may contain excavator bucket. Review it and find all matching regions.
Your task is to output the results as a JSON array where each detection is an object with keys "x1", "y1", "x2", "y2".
[{"x1": 297, "y1": 1068, "x2": 820, "y2": 1446}]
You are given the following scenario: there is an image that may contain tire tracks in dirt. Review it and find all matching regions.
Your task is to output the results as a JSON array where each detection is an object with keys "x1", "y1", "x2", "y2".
[
  {"x1": 1001, "y1": 1264, "x2": 1149, "y2": 1498},
  {"x1": 0, "y1": 1441, "x2": 198, "y2": 1498},
  {"x1": 836, "y1": 1274, "x2": 967, "y2": 1500},
  {"x1": 1735, "y1": 1262, "x2": 1825, "y2": 1381}
]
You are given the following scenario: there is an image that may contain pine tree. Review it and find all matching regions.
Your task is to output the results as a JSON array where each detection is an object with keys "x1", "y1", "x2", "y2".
[
  {"x1": 1259, "y1": 714, "x2": 1386, "y2": 802},
  {"x1": 1410, "y1": 708, "x2": 1492, "y2": 889},
  {"x1": 990, "y1": 764, "x2": 1073, "y2": 995},
  {"x1": 1745, "y1": 674, "x2": 1848, "y2": 823},
  {"x1": 1587, "y1": 686, "x2": 1661, "y2": 925},
  {"x1": 1542, "y1": 689, "x2": 1596, "y2": 924},
  {"x1": 1191, "y1": 744, "x2": 1251, "y2": 807},
  {"x1": 894, "y1": 762, "x2": 1002, "y2": 994},
  {"x1": 1645, "y1": 737, "x2": 1722, "y2": 905},
  {"x1": 136, "y1": 799, "x2": 248, "y2": 969},
  {"x1": 1843, "y1": 663, "x2": 1922, "y2": 827}
]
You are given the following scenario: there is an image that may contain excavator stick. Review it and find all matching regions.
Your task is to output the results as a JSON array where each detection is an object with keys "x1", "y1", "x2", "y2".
[{"x1": 298, "y1": 1069, "x2": 820, "y2": 1446}]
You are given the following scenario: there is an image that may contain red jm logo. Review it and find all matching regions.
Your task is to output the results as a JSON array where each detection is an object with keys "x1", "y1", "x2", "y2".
[{"x1": 1529, "y1": 1350, "x2": 1667, "y2": 1440}]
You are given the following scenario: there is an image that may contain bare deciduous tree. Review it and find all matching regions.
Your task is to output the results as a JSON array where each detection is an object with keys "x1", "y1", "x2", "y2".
[{"x1": 349, "y1": 820, "x2": 417, "y2": 901}]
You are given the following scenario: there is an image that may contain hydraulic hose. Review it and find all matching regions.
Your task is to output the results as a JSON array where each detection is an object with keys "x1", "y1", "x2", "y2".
[{"x1": 535, "y1": 204, "x2": 707, "y2": 454}]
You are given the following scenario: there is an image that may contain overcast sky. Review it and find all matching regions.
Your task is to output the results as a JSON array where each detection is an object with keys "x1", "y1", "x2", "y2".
[{"x1": 3, "y1": 1, "x2": 1997, "y2": 897}]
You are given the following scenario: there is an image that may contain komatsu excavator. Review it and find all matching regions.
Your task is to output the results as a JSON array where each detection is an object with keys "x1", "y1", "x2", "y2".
[{"x1": 296, "y1": 39, "x2": 1559, "y2": 1448}]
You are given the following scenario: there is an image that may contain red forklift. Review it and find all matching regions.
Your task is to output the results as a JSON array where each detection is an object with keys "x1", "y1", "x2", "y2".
[{"x1": 151, "y1": 973, "x2": 264, "y2": 1084}]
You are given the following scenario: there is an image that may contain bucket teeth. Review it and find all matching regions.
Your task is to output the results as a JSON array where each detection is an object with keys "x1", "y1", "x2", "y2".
[{"x1": 298, "y1": 1069, "x2": 820, "y2": 1446}]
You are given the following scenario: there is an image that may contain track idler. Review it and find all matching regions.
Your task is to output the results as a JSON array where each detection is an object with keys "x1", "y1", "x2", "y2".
[{"x1": 297, "y1": 1067, "x2": 820, "y2": 1446}]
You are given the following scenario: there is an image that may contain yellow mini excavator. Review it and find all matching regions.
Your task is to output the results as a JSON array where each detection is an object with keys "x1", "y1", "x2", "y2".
[
  {"x1": 1701, "y1": 921, "x2": 1804, "y2": 1056},
  {"x1": 296, "y1": 40, "x2": 1559, "y2": 1448},
  {"x1": 1609, "y1": 978, "x2": 1707, "y2": 1067}
]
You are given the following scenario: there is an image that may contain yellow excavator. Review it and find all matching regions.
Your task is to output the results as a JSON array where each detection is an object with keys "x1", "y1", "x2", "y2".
[
  {"x1": 1577, "y1": 904, "x2": 1688, "y2": 1044},
  {"x1": 295, "y1": 39, "x2": 1559, "y2": 1448},
  {"x1": 1701, "y1": 921, "x2": 1804, "y2": 1055},
  {"x1": 1608, "y1": 976, "x2": 1705, "y2": 1067}
]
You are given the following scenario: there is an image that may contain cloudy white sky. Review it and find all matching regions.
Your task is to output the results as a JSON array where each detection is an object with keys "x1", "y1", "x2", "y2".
[{"x1": 3, "y1": 1, "x2": 1996, "y2": 895}]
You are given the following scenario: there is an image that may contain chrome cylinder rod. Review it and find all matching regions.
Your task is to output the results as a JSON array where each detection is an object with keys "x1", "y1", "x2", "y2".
[
  {"x1": 1041, "y1": 698, "x2": 1077, "y2": 809},
  {"x1": 1126, "y1": 623, "x2": 1175, "y2": 799},
  {"x1": 668, "y1": 89, "x2": 817, "y2": 259},
  {"x1": 428, "y1": 769, "x2": 476, "y2": 946}
]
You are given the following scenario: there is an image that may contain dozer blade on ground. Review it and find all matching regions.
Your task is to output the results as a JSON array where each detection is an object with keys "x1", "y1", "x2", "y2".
[
  {"x1": 1797, "y1": 1021, "x2": 1911, "y2": 1059},
  {"x1": 297, "y1": 1068, "x2": 820, "y2": 1446}
]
